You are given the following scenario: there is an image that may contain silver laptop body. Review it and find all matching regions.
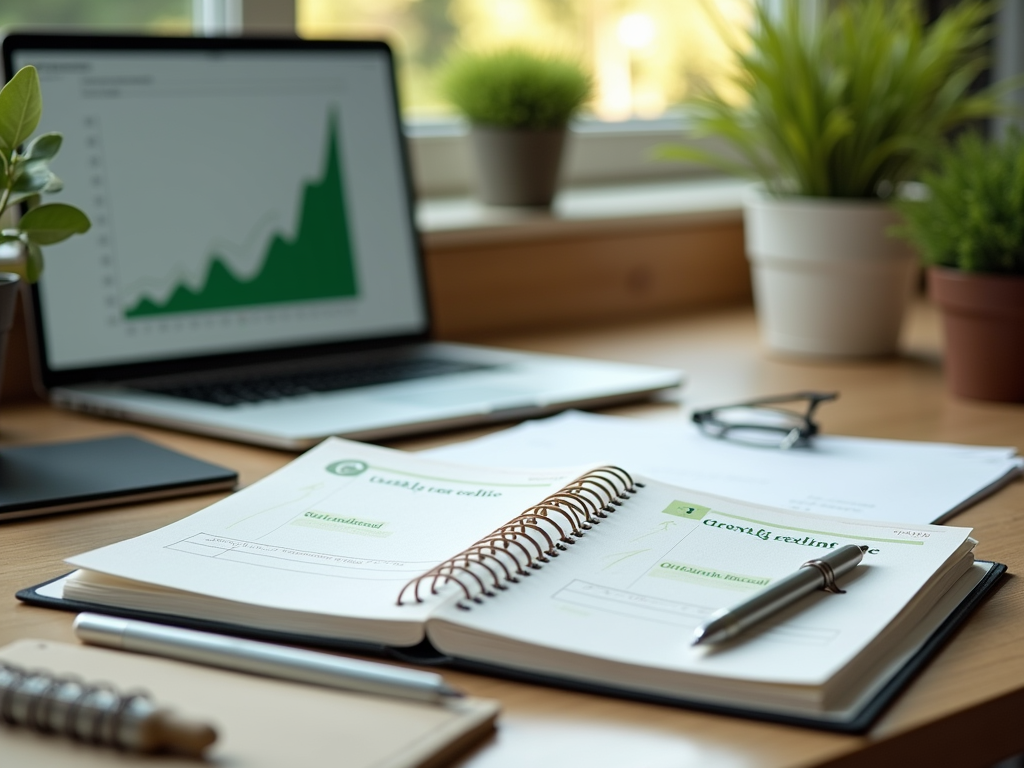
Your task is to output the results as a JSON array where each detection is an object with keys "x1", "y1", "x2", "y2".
[{"x1": 4, "y1": 35, "x2": 681, "y2": 450}]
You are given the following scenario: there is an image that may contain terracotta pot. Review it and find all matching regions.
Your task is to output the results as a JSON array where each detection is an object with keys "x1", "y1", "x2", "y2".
[
  {"x1": 929, "y1": 267, "x2": 1024, "y2": 402},
  {"x1": 744, "y1": 191, "x2": 917, "y2": 357},
  {"x1": 469, "y1": 126, "x2": 567, "y2": 207}
]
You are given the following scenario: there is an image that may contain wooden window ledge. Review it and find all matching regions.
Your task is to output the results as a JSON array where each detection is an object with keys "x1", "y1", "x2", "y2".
[{"x1": 418, "y1": 178, "x2": 753, "y2": 340}]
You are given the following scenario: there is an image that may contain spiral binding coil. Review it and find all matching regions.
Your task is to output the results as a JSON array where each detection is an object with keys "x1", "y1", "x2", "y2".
[
  {"x1": 0, "y1": 661, "x2": 156, "y2": 751},
  {"x1": 397, "y1": 466, "x2": 641, "y2": 609}
]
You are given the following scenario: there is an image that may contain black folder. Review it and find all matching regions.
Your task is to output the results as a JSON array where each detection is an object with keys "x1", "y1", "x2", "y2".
[
  {"x1": 0, "y1": 435, "x2": 237, "y2": 520},
  {"x1": 16, "y1": 561, "x2": 1005, "y2": 734}
]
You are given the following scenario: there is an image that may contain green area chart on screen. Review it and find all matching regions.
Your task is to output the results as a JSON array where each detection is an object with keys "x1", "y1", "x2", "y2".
[{"x1": 125, "y1": 113, "x2": 359, "y2": 318}]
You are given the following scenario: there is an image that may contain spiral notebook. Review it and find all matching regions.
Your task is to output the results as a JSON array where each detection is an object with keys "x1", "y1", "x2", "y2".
[
  {"x1": 0, "y1": 639, "x2": 499, "y2": 768},
  {"x1": 17, "y1": 438, "x2": 1005, "y2": 733}
]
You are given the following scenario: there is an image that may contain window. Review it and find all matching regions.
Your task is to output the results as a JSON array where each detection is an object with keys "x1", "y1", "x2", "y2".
[
  {"x1": 1, "y1": 0, "x2": 757, "y2": 195},
  {"x1": 296, "y1": 0, "x2": 754, "y2": 193},
  {"x1": 0, "y1": 0, "x2": 192, "y2": 34},
  {"x1": 297, "y1": 0, "x2": 753, "y2": 122}
]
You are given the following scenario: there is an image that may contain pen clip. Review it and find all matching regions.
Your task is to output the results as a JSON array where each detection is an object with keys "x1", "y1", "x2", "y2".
[{"x1": 801, "y1": 558, "x2": 845, "y2": 594}]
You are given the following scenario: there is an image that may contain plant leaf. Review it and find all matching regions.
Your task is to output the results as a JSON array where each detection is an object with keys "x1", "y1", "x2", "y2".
[
  {"x1": 11, "y1": 158, "x2": 56, "y2": 194},
  {"x1": 7, "y1": 189, "x2": 48, "y2": 206},
  {"x1": 7, "y1": 159, "x2": 63, "y2": 203},
  {"x1": 0, "y1": 66, "x2": 42, "y2": 157},
  {"x1": 655, "y1": 144, "x2": 762, "y2": 179},
  {"x1": 24, "y1": 241, "x2": 42, "y2": 283},
  {"x1": 23, "y1": 132, "x2": 61, "y2": 161},
  {"x1": 17, "y1": 203, "x2": 91, "y2": 245},
  {"x1": 3, "y1": 190, "x2": 43, "y2": 208}
]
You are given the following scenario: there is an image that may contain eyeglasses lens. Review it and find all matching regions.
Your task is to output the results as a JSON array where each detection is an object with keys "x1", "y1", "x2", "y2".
[{"x1": 705, "y1": 406, "x2": 807, "y2": 448}]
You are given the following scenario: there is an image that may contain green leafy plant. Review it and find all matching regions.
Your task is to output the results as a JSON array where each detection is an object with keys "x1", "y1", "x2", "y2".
[
  {"x1": 440, "y1": 48, "x2": 591, "y2": 130},
  {"x1": 666, "y1": 0, "x2": 1009, "y2": 199},
  {"x1": 896, "y1": 130, "x2": 1024, "y2": 274},
  {"x1": 0, "y1": 65, "x2": 90, "y2": 282}
]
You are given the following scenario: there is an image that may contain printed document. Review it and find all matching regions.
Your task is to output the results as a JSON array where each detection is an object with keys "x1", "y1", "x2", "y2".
[{"x1": 424, "y1": 411, "x2": 1021, "y2": 524}]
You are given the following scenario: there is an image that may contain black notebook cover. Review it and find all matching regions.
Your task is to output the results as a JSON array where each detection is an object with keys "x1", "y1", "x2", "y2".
[
  {"x1": 0, "y1": 435, "x2": 238, "y2": 520},
  {"x1": 16, "y1": 561, "x2": 1006, "y2": 734}
]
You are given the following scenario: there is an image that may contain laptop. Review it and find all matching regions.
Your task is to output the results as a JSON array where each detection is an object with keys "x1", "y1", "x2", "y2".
[{"x1": 2, "y1": 34, "x2": 681, "y2": 450}]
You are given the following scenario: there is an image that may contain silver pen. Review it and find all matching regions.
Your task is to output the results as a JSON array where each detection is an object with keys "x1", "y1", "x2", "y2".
[
  {"x1": 73, "y1": 613, "x2": 462, "y2": 703},
  {"x1": 691, "y1": 544, "x2": 868, "y2": 647}
]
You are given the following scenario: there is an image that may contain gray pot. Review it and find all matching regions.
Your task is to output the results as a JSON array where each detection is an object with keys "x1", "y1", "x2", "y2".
[
  {"x1": 469, "y1": 126, "x2": 567, "y2": 207},
  {"x1": 0, "y1": 273, "x2": 19, "y2": 398}
]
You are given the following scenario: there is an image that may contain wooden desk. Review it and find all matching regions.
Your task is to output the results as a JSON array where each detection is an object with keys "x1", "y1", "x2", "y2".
[{"x1": 2, "y1": 303, "x2": 1022, "y2": 768}]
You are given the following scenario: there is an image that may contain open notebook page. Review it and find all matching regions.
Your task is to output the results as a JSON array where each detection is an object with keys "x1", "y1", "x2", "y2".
[
  {"x1": 425, "y1": 478, "x2": 974, "y2": 710},
  {"x1": 65, "y1": 438, "x2": 594, "y2": 646}
]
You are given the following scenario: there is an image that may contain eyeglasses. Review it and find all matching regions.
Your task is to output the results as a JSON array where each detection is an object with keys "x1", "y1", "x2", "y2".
[{"x1": 691, "y1": 392, "x2": 838, "y2": 450}]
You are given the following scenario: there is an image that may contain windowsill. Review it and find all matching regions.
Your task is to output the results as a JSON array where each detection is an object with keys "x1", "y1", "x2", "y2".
[
  {"x1": 417, "y1": 177, "x2": 751, "y2": 249},
  {"x1": 417, "y1": 177, "x2": 752, "y2": 339}
]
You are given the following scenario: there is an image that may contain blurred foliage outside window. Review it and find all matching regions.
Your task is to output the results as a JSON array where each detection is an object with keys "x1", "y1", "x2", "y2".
[
  {"x1": 297, "y1": 0, "x2": 754, "y2": 120},
  {"x1": 0, "y1": 0, "x2": 192, "y2": 34},
  {"x1": 0, "y1": 0, "x2": 755, "y2": 122}
]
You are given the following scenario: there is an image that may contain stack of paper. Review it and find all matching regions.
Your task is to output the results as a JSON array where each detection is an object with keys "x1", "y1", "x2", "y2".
[{"x1": 423, "y1": 411, "x2": 1022, "y2": 525}]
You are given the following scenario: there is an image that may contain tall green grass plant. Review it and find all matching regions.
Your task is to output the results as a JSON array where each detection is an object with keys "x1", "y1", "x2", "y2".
[{"x1": 669, "y1": 0, "x2": 1007, "y2": 199}]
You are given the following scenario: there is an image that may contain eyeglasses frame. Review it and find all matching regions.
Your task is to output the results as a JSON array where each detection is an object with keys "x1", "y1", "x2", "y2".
[{"x1": 691, "y1": 391, "x2": 839, "y2": 449}]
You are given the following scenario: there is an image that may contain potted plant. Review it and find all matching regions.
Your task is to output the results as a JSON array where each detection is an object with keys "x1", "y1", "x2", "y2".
[
  {"x1": 667, "y1": 0, "x2": 1007, "y2": 357},
  {"x1": 0, "y1": 65, "x2": 91, "y2": 394},
  {"x1": 440, "y1": 48, "x2": 591, "y2": 207},
  {"x1": 897, "y1": 130, "x2": 1024, "y2": 402}
]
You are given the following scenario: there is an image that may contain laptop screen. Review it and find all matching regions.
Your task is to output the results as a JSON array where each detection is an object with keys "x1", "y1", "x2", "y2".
[{"x1": 4, "y1": 38, "x2": 429, "y2": 378}]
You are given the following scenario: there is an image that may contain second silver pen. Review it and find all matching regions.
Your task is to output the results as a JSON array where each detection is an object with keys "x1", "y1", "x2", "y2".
[
  {"x1": 73, "y1": 613, "x2": 462, "y2": 703},
  {"x1": 692, "y1": 544, "x2": 868, "y2": 647}
]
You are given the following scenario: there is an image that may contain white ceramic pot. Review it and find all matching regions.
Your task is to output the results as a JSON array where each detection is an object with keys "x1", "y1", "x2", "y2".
[{"x1": 744, "y1": 191, "x2": 918, "y2": 357}]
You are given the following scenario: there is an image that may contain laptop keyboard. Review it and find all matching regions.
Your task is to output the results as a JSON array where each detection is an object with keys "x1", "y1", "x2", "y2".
[{"x1": 136, "y1": 358, "x2": 493, "y2": 406}]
